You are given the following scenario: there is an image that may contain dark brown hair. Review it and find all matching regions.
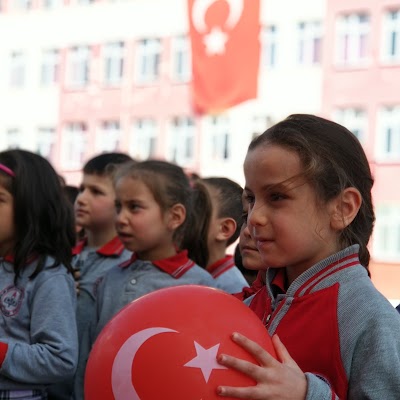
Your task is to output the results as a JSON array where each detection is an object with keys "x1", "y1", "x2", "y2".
[
  {"x1": 114, "y1": 159, "x2": 192, "y2": 247},
  {"x1": 249, "y1": 114, "x2": 375, "y2": 268},
  {"x1": 0, "y1": 150, "x2": 76, "y2": 281}
]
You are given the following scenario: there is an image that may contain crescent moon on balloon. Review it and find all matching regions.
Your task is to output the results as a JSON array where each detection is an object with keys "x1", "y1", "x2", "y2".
[
  {"x1": 191, "y1": 0, "x2": 244, "y2": 33},
  {"x1": 111, "y1": 327, "x2": 178, "y2": 400}
]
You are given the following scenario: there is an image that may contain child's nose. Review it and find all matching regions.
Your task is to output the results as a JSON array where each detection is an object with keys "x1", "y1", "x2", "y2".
[
  {"x1": 248, "y1": 202, "x2": 268, "y2": 227},
  {"x1": 115, "y1": 208, "x2": 127, "y2": 225},
  {"x1": 75, "y1": 191, "x2": 86, "y2": 204}
]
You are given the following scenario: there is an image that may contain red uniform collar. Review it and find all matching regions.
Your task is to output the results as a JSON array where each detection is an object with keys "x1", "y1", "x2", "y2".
[
  {"x1": 207, "y1": 255, "x2": 235, "y2": 278},
  {"x1": 119, "y1": 249, "x2": 195, "y2": 279},
  {"x1": 72, "y1": 236, "x2": 125, "y2": 257},
  {"x1": 2, "y1": 253, "x2": 39, "y2": 265},
  {"x1": 235, "y1": 271, "x2": 265, "y2": 301},
  {"x1": 271, "y1": 268, "x2": 287, "y2": 293}
]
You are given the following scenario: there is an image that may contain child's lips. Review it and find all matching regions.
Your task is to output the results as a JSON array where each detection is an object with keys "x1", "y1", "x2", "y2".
[
  {"x1": 255, "y1": 237, "x2": 274, "y2": 248},
  {"x1": 118, "y1": 232, "x2": 133, "y2": 240},
  {"x1": 75, "y1": 209, "x2": 88, "y2": 216},
  {"x1": 240, "y1": 245, "x2": 258, "y2": 253}
]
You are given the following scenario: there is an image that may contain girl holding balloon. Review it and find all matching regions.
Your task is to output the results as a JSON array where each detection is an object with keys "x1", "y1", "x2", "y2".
[{"x1": 217, "y1": 114, "x2": 400, "y2": 399}]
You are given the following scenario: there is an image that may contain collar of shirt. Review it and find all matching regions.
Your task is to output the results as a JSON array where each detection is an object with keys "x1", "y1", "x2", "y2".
[
  {"x1": 206, "y1": 255, "x2": 234, "y2": 278},
  {"x1": 72, "y1": 236, "x2": 125, "y2": 257},
  {"x1": 1, "y1": 253, "x2": 39, "y2": 265},
  {"x1": 119, "y1": 249, "x2": 195, "y2": 279},
  {"x1": 271, "y1": 268, "x2": 287, "y2": 294}
]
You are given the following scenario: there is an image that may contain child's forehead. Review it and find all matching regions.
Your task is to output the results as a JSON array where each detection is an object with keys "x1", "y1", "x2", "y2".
[
  {"x1": 0, "y1": 174, "x2": 13, "y2": 193},
  {"x1": 115, "y1": 175, "x2": 151, "y2": 192},
  {"x1": 82, "y1": 173, "x2": 113, "y2": 186},
  {"x1": 0, "y1": 183, "x2": 12, "y2": 196}
]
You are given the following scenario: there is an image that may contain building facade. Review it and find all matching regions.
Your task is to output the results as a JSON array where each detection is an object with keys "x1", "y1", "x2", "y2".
[
  {"x1": 0, "y1": 0, "x2": 399, "y2": 301},
  {"x1": 322, "y1": 0, "x2": 400, "y2": 302}
]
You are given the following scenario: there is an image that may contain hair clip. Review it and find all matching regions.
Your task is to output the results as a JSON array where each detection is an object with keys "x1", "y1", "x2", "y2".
[{"x1": 0, "y1": 163, "x2": 15, "y2": 177}]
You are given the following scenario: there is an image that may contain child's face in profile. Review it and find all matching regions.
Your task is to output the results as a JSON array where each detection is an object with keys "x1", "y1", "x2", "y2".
[
  {"x1": 114, "y1": 176, "x2": 175, "y2": 261},
  {"x1": 75, "y1": 174, "x2": 116, "y2": 232},
  {"x1": 0, "y1": 183, "x2": 15, "y2": 257},
  {"x1": 239, "y1": 221, "x2": 264, "y2": 271}
]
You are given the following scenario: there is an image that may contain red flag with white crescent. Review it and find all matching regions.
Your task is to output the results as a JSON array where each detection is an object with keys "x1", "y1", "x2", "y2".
[{"x1": 188, "y1": 0, "x2": 260, "y2": 113}]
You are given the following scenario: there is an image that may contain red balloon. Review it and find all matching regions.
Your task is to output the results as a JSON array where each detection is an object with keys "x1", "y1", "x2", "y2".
[{"x1": 85, "y1": 285, "x2": 276, "y2": 400}]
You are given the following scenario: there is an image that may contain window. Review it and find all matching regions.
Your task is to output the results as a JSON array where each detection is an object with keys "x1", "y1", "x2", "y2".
[
  {"x1": 297, "y1": 21, "x2": 322, "y2": 65},
  {"x1": 6, "y1": 129, "x2": 22, "y2": 149},
  {"x1": 130, "y1": 119, "x2": 157, "y2": 160},
  {"x1": 36, "y1": 127, "x2": 56, "y2": 161},
  {"x1": 376, "y1": 106, "x2": 400, "y2": 161},
  {"x1": 9, "y1": 51, "x2": 25, "y2": 87},
  {"x1": 373, "y1": 204, "x2": 400, "y2": 262},
  {"x1": 11, "y1": 0, "x2": 31, "y2": 10},
  {"x1": 332, "y1": 108, "x2": 367, "y2": 143},
  {"x1": 205, "y1": 115, "x2": 231, "y2": 162},
  {"x1": 43, "y1": 0, "x2": 62, "y2": 9},
  {"x1": 96, "y1": 121, "x2": 120, "y2": 153},
  {"x1": 382, "y1": 9, "x2": 400, "y2": 63},
  {"x1": 103, "y1": 42, "x2": 124, "y2": 85},
  {"x1": 40, "y1": 49, "x2": 59, "y2": 86},
  {"x1": 335, "y1": 13, "x2": 370, "y2": 66},
  {"x1": 171, "y1": 35, "x2": 191, "y2": 82},
  {"x1": 62, "y1": 123, "x2": 88, "y2": 169},
  {"x1": 67, "y1": 46, "x2": 90, "y2": 87},
  {"x1": 261, "y1": 25, "x2": 277, "y2": 67},
  {"x1": 135, "y1": 39, "x2": 161, "y2": 84},
  {"x1": 168, "y1": 117, "x2": 195, "y2": 166},
  {"x1": 252, "y1": 115, "x2": 273, "y2": 139}
]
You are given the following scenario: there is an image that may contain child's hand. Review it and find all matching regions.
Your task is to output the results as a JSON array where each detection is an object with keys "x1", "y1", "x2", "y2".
[
  {"x1": 217, "y1": 333, "x2": 307, "y2": 400},
  {"x1": 73, "y1": 268, "x2": 81, "y2": 296}
]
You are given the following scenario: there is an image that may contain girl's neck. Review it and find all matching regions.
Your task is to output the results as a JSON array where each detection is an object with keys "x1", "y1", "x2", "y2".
[
  {"x1": 136, "y1": 244, "x2": 178, "y2": 262},
  {"x1": 86, "y1": 228, "x2": 117, "y2": 249}
]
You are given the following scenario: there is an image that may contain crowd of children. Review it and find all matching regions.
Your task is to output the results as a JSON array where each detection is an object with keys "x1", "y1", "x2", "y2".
[{"x1": 1, "y1": 113, "x2": 400, "y2": 400}]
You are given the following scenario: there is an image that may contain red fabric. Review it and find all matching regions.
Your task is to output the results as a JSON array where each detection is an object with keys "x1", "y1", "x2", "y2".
[
  {"x1": 0, "y1": 342, "x2": 8, "y2": 367},
  {"x1": 119, "y1": 250, "x2": 195, "y2": 279},
  {"x1": 207, "y1": 255, "x2": 234, "y2": 278},
  {"x1": 233, "y1": 270, "x2": 265, "y2": 300},
  {"x1": 188, "y1": 0, "x2": 260, "y2": 113},
  {"x1": 249, "y1": 283, "x2": 349, "y2": 398},
  {"x1": 72, "y1": 236, "x2": 125, "y2": 257}
]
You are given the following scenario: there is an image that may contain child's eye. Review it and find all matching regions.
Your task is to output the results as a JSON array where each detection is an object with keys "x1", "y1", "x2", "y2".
[
  {"x1": 241, "y1": 211, "x2": 248, "y2": 223},
  {"x1": 128, "y1": 202, "x2": 140, "y2": 212},
  {"x1": 270, "y1": 192, "x2": 286, "y2": 201},
  {"x1": 244, "y1": 194, "x2": 255, "y2": 205},
  {"x1": 115, "y1": 201, "x2": 121, "y2": 213}
]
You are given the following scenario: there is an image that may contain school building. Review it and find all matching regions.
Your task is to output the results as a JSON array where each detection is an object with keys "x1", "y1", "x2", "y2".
[{"x1": 0, "y1": 0, "x2": 400, "y2": 303}]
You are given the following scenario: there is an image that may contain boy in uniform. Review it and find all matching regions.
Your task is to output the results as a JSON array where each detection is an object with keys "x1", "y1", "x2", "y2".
[{"x1": 48, "y1": 152, "x2": 132, "y2": 400}]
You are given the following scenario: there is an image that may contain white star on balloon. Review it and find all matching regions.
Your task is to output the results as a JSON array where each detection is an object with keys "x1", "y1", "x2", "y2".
[
  {"x1": 184, "y1": 341, "x2": 227, "y2": 382},
  {"x1": 203, "y1": 26, "x2": 229, "y2": 55}
]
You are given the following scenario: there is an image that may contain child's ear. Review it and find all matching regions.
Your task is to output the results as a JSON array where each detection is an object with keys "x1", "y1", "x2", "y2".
[
  {"x1": 330, "y1": 187, "x2": 362, "y2": 231},
  {"x1": 216, "y1": 217, "x2": 237, "y2": 242},
  {"x1": 167, "y1": 204, "x2": 186, "y2": 231}
]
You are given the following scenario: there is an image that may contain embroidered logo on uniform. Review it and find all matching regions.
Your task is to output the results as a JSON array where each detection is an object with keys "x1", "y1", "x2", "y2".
[{"x1": 0, "y1": 286, "x2": 24, "y2": 317}]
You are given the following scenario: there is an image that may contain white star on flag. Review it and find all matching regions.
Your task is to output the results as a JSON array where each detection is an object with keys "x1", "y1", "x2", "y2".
[
  {"x1": 184, "y1": 341, "x2": 227, "y2": 382},
  {"x1": 203, "y1": 26, "x2": 229, "y2": 55}
]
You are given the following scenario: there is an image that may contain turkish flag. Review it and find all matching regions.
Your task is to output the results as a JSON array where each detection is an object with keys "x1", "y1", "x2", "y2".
[{"x1": 188, "y1": 0, "x2": 260, "y2": 113}]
